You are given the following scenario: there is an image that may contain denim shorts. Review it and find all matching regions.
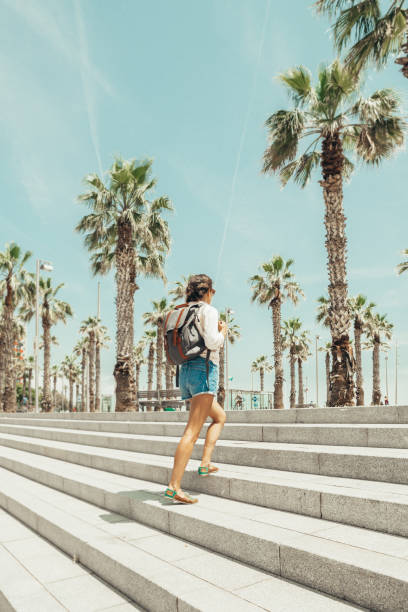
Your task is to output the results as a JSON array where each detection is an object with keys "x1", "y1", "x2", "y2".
[{"x1": 179, "y1": 356, "x2": 219, "y2": 400}]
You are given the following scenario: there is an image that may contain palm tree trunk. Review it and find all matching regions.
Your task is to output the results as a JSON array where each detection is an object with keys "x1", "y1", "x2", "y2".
[
  {"x1": 298, "y1": 358, "x2": 304, "y2": 406},
  {"x1": 53, "y1": 374, "x2": 57, "y2": 410},
  {"x1": 260, "y1": 367, "x2": 265, "y2": 392},
  {"x1": 147, "y1": 343, "x2": 154, "y2": 394},
  {"x1": 41, "y1": 312, "x2": 52, "y2": 412},
  {"x1": 2, "y1": 278, "x2": 17, "y2": 413},
  {"x1": 271, "y1": 296, "x2": 284, "y2": 409},
  {"x1": 320, "y1": 132, "x2": 354, "y2": 406},
  {"x1": 81, "y1": 348, "x2": 86, "y2": 412},
  {"x1": 217, "y1": 343, "x2": 225, "y2": 407},
  {"x1": 156, "y1": 321, "x2": 164, "y2": 411},
  {"x1": 372, "y1": 336, "x2": 381, "y2": 405},
  {"x1": 95, "y1": 342, "x2": 101, "y2": 412},
  {"x1": 114, "y1": 220, "x2": 137, "y2": 411},
  {"x1": 0, "y1": 324, "x2": 5, "y2": 410},
  {"x1": 88, "y1": 338, "x2": 95, "y2": 412},
  {"x1": 22, "y1": 370, "x2": 27, "y2": 399},
  {"x1": 69, "y1": 375, "x2": 74, "y2": 411},
  {"x1": 135, "y1": 363, "x2": 141, "y2": 394},
  {"x1": 325, "y1": 352, "x2": 330, "y2": 406},
  {"x1": 27, "y1": 368, "x2": 33, "y2": 411},
  {"x1": 354, "y1": 319, "x2": 364, "y2": 406},
  {"x1": 289, "y1": 349, "x2": 296, "y2": 409}
]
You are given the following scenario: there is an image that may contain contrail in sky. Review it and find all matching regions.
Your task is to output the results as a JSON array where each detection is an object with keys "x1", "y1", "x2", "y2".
[
  {"x1": 74, "y1": 0, "x2": 104, "y2": 177},
  {"x1": 215, "y1": 0, "x2": 272, "y2": 284}
]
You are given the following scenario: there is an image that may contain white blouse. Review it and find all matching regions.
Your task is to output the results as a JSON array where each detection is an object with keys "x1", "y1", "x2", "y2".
[{"x1": 189, "y1": 301, "x2": 225, "y2": 365}]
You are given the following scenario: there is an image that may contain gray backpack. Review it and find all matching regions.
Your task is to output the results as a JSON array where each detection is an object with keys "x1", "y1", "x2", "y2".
[{"x1": 163, "y1": 303, "x2": 210, "y2": 386}]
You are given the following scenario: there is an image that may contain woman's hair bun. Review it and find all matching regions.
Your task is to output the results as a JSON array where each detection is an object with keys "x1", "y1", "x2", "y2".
[{"x1": 185, "y1": 274, "x2": 213, "y2": 302}]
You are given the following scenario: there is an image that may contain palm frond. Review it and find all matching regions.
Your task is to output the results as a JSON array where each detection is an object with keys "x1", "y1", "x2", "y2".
[
  {"x1": 332, "y1": 1, "x2": 381, "y2": 51},
  {"x1": 279, "y1": 151, "x2": 321, "y2": 187},
  {"x1": 345, "y1": 8, "x2": 406, "y2": 72},
  {"x1": 352, "y1": 89, "x2": 401, "y2": 123},
  {"x1": 397, "y1": 248, "x2": 408, "y2": 275},
  {"x1": 314, "y1": 0, "x2": 362, "y2": 17},
  {"x1": 355, "y1": 116, "x2": 406, "y2": 163},
  {"x1": 263, "y1": 109, "x2": 306, "y2": 173},
  {"x1": 278, "y1": 66, "x2": 314, "y2": 107}
]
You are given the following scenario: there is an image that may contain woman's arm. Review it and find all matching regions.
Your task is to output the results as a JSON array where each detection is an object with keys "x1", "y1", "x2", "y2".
[{"x1": 201, "y1": 306, "x2": 225, "y2": 350}]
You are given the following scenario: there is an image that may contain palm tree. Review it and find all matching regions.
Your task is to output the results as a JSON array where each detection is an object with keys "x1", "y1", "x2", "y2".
[
  {"x1": 263, "y1": 60, "x2": 405, "y2": 406},
  {"x1": 217, "y1": 312, "x2": 241, "y2": 407},
  {"x1": 61, "y1": 355, "x2": 78, "y2": 412},
  {"x1": 143, "y1": 298, "x2": 169, "y2": 410},
  {"x1": 51, "y1": 364, "x2": 60, "y2": 411},
  {"x1": 397, "y1": 248, "x2": 408, "y2": 274},
  {"x1": 134, "y1": 340, "x2": 146, "y2": 397},
  {"x1": 348, "y1": 295, "x2": 375, "y2": 405},
  {"x1": 73, "y1": 364, "x2": 82, "y2": 411},
  {"x1": 95, "y1": 322, "x2": 110, "y2": 412},
  {"x1": 0, "y1": 243, "x2": 33, "y2": 412},
  {"x1": 80, "y1": 317, "x2": 100, "y2": 412},
  {"x1": 169, "y1": 276, "x2": 190, "y2": 302},
  {"x1": 315, "y1": 1, "x2": 408, "y2": 78},
  {"x1": 364, "y1": 312, "x2": 393, "y2": 405},
  {"x1": 74, "y1": 337, "x2": 88, "y2": 412},
  {"x1": 24, "y1": 278, "x2": 72, "y2": 412},
  {"x1": 249, "y1": 256, "x2": 303, "y2": 409},
  {"x1": 143, "y1": 329, "x2": 156, "y2": 396},
  {"x1": 282, "y1": 318, "x2": 302, "y2": 409},
  {"x1": 76, "y1": 158, "x2": 172, "y2": 412},
  {"x1": 143, "y1": 329, "x2": 156, "y2": 401},
  {"x1": 251, "y1": 355, "x2": 273, "y2": 392},
  {"x1": 294, "y1": 331, "x2": 311, "y2": 406},
  {"x1": 319, "y1": 341, "x2": 332, "y2": 406}
]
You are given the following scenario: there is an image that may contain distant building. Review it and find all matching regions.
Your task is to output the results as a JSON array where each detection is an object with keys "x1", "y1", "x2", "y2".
[{"x1": 101, "y1": 395, "x2": 114, "y2": 412}]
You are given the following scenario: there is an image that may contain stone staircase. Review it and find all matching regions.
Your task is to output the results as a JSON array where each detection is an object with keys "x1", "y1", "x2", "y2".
[{"x1": 1, "y1": 406, "x2": 408, "y2": 611}]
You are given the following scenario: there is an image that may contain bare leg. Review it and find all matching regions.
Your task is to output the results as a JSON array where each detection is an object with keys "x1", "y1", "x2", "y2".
[
  {"x1": 200, "y1": 399, "x2": 226, "y2": 467},
  {"x1": 168, "y1": 393, "x2": 213, "y2": 495}
]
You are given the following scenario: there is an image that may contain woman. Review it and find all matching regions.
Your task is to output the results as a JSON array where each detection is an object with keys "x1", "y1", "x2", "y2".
[{"x1": 164, "y1": 274, "x2": 227, "y2": 504}]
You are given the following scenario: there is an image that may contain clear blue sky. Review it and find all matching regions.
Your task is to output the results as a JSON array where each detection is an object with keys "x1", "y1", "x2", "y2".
[{"x1": 1, "y1": 0, "x2": 407, "y2": 405}]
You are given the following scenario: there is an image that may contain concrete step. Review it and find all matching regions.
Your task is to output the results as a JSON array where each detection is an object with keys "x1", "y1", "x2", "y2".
[
  {"x1": 0, "y1": 467, "x2": 363, "y2": 612},
  {"x1": 2, "y1": 432, "x2": 408, "y2": 538},
  {"x1": 5, "y1": 417, "x2": 408, "y2": 447},
  {"x1": 3, "y1": 423, "x2": 408, "y2": 484},
  {"x1": 2, "y1": 404, "x2": 408, "y2": 423},
  {"x1": 0, "y1": 507, "x2": 141, "y2": 612}
]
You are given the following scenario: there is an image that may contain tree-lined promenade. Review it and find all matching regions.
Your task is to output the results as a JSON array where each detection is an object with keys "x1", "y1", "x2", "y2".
[{"x1": 1, "y1": 2, "x2": 408, "y2": 413}]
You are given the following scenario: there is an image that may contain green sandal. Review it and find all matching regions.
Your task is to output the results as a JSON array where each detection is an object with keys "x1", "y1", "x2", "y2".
[
  {"x1": 164, "y1": 487, "x2": 198, "y2": 504},
  {"x1": 198, "y1": 466, "x2": 209, "y2": 477}
]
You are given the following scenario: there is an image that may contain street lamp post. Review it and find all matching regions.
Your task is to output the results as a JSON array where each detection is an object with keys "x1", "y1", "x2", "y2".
[
  {"x1": 315, "y1": 335, "x2": 320, "y2": 407},
  {"x1": 34, "y1": 259, "x2": 53, "y2": 413}
]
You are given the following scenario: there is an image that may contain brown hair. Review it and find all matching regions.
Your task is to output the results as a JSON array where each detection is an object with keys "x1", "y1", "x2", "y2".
[{"x1": 185, "y1": 274, "x2": 213, "y2": 303}]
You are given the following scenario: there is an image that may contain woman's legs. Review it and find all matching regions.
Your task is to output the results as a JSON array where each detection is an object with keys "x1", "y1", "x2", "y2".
[
  {"x1": 200, "y1": 399, "x2": 226, "y2": 467},
  {"x1": 168, "y1": 393, "x2": 213, "y2": 494}
]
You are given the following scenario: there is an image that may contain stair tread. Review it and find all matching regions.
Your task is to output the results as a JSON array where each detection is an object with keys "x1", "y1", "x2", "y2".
[
  {"x1": 5, "y1": 417, "x2": 408, "y2": 429},
  {"x1": 0, "y1": 507, "x2": 141, "y2": 611},
  {"x1": 3, "y1": 422, "x2": 408, "y2": 456},
  {"x1": 2, "y1": 444, "x2": 408, "y2": 570},
  {"x1": 0, "y1": 466, "x2": 362, "y2": 611},
  {"x1": 2, "y1": 431, "x2": 408, "y2": 501}
]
